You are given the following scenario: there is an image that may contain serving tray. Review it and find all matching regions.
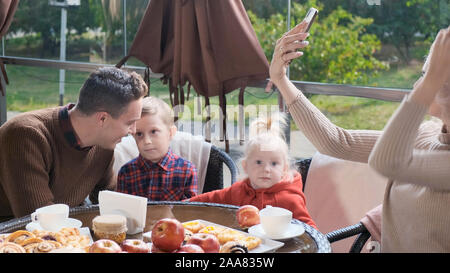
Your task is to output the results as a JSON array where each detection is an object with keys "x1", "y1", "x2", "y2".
[{"x1": 143, "y1": 219, "x2": 284, "y2": 253}]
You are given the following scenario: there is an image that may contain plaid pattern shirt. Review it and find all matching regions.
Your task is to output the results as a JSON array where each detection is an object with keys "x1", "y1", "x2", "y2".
[
  {"x1": 59, "y1": 103, "x2": 91, "y2": 151},
  {"x1": 117, "y1": 149, "x2": 198, "y2": 201}
]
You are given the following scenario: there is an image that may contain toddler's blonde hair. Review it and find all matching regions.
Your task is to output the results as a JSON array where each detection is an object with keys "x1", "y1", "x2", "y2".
[{"x1": 141, "y1": 96, "x2": 174, "y2": 128}]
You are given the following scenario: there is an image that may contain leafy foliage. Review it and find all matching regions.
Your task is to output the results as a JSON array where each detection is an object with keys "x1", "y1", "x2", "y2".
[
  {"x1": 316, "y1": 0, "x2": 448, "y2": 64},
  {"x1": 249, "y1": 0, "x2": 388, "y2": 84}
]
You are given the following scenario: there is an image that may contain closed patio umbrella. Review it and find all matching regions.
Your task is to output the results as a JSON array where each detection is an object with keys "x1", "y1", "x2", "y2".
[
  {"x1": 0, "y1": 0, "x2": 19, "y2": 96},
  {"x1": 117, "y1": 0, "x2": 269, "y2": 151}
]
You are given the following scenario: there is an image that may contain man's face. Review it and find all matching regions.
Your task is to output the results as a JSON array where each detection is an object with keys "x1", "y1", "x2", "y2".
[{"x1": 98, "y1": 98, "x2": 143, "y2": 150}]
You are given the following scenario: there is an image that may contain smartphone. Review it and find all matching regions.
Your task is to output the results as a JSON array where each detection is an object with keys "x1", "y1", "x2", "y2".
[{"x1": 304, "y1": 8, "x2": 318, "y2": 33}]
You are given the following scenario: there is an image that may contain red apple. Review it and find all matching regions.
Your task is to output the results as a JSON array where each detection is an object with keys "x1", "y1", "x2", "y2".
[
  {"x1": 89, "y1": 239, "x2": 122, "y2": 253},
  {"x1": 121, "y1": 239, "x2": 151, "y2": 253},
  {"x1": 237, "y1": 205, "x2": 260, "y2": 228},
  {"x1": 150, "y1": 243, "x2": 175, "y2": 253},
  {"x1": 176, "y1": 244, "x2": 205, "y2": 253},
  {"x1": 151, "y1": 218, "x2": 185, "y2": 252},
  {"x1": 186, "y1": 233, "x2": 220, "y2": 253}
]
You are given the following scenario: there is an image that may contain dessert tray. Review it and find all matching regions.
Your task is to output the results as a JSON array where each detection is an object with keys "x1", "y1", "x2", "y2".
[
  {"x1": 143, "y1": 219, "x2": 284, "y2": 253},
  {"x1": 0, "y1": 227, "x2": 93, "y2": 253}
]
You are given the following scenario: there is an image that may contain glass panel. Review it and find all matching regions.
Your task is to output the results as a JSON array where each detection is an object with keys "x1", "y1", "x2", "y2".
[
  {"x1": 3, "y1": 0, "x2": 447, "y2": 142},
  {"x1": 248, "y1": 0, "x2": 449, "y2": 89},
  {"x1": 5, "y1": 65, "x2": 90, "y2": 112},
  {"x1": 5, "y1": 0, "x2": 127, "y2": 64}
]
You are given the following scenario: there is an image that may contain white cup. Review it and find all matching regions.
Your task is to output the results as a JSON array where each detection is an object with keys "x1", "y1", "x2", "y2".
[
  {"x1": 31, "y1": 204, "x2": 69, "y2": 231},
  {"x1": 259, "y1": 205, "x2": 292, "y2": 237}
]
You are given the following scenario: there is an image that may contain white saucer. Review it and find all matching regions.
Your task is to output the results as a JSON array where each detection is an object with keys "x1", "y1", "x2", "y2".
[
  {"x1": 248, "y1": 223, "x2": 305, "y2": 241},
  {"x1": 26, "y1": 218, "x2": 82, "y2": 232}
]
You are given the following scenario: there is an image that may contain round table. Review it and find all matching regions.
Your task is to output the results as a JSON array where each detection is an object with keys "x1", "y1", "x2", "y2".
[{"x1": 0, "y1": 201, "x2": 331, "y2": 253}]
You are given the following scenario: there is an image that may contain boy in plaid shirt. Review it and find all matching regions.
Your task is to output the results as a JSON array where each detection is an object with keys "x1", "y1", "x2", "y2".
[{"x1": 117, "y1": 97, "x2": 198, "y2": 200}]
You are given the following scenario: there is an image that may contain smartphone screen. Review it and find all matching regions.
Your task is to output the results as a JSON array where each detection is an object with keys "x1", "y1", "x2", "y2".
[{"x1": 304, "y1": 8, "x2": 318, "y2": 33}]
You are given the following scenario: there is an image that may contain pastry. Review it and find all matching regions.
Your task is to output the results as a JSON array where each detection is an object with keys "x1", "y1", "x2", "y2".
[
  {"x1": 219, "y1": 241, "x2": 248, "y2": 253},
  {"x1": 242, "y1": 236, "x2": 262, "y2": 250},
  {"x1": 21, "y1": 237, "x2": 44, "y2": 253},
  {"x1": 217, "y1": 228, "x2": 246, "y2": 245},
  {"x1": 0, "y1": 242, "x2": 26, "y2": 253},
  {"x1": 182, "y1": 220, "x2": 206, "y2": 233},
  {"x1": 27, "y1": 240, "x2": 62, "y2": 253},
  {"x1": 6, "y1": 230, "x2": 35, "y2": 245},
  {"x1": 0, "y1": 234, "x2": 7, "y2": 244},
  {"x1": 56, "y1": 229, "x2": 90, "y2": 249},
  {"x1": 198, "y1": 225, "x2": 225, "y2": 237},
  {"x1": 92, "y1": 214, "x2": 127, "y2": 244},
  {"x1": 33, "y1": 228, "x2": 89, "y2": 249},
  {"x1": 20, "y1": 237, "x2": 43, "y2": 247}
]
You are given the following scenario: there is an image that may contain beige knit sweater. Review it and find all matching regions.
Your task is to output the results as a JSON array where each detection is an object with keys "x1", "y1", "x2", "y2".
[
  {"x1": 288, "y1": 92, "x2": 450, "y2": 252},
  {"x1": 0, "y1": 107, "x2": 116, "y2": 219}
]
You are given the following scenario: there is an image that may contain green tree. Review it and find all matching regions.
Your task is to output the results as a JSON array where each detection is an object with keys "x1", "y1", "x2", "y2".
[
  {"x1": 243, "y1": 0, "x2": 288, "y2": 19},
  {"x1": 249, "y1": 0, "x2": 388, "y2": 84},
  {"x1": 314, "y1": 0, "x2": 448, "y2": 64},
  {"x1": 9, "y1": 0, "x2": 101, "y2": 58}
]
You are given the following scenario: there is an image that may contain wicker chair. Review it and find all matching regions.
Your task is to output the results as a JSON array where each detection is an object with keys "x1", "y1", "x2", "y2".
[
  {"x1": 295, "y1": 157, "x2": 371, "y2": 253},
  {"x1": 294, "y1": 157, "x2": 312, "y2": 191},
  {"x1": 202, "y1": 145, "x2": 238, "y2": 193},
  {"x1": 326, "y1": 222, "x2": 370, "y2": 253}
]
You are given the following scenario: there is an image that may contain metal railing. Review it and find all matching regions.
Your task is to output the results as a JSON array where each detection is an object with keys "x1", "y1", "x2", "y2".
[{"x1": 0, "y1": 55, "x2": 410, "y2": 126}]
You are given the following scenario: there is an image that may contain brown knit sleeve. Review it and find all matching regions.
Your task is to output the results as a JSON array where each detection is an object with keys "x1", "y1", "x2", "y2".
[
  {"x1": 0, "y1": 125, "x2": 54, "y2": 217},
  {"x1": 89, "y1": 153, "x2": 116, "y2": 204}
]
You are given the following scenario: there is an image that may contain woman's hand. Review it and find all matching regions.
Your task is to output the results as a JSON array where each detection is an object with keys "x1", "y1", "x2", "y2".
[
  {"x1": 411, "y1": 26, "x2": 450, "y2": 106},
  {"x1": 268, "y1": 21, "x2": 311, "y2": 88},
  {"x1": 422, "y1": 26, "x2": 450, "y2": 90}
]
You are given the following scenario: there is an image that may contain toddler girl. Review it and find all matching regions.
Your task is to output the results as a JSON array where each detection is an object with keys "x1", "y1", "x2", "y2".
[{"x1": 188, "y1": 112, "x2": 316, "y2": 229}]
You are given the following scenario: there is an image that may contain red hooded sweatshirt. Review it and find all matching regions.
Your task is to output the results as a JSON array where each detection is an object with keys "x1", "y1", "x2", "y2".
[{"x1": 188, "y1": 171, "x2": 317, "y2": 229}]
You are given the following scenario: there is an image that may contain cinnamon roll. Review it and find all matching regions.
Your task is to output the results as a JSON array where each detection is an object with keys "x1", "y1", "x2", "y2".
[
  {"x1": 0, "y1": 242, "x2": 26, "y2": 253},
  {"x1": 33, "y1": 241, "x2": 62, "y2": 253}
]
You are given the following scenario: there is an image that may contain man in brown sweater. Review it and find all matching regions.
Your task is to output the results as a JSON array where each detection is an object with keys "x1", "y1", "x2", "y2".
[{"x1": 0, "y1": 67, "x2": 148, "y2": 220}]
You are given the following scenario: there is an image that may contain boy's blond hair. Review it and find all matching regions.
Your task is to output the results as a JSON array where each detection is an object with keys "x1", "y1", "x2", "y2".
[{"x1": 141, "y1": 96, "x2": 174, "y2": 128}]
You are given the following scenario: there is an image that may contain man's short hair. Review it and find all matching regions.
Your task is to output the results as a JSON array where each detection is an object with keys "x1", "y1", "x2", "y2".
[{"x1": 77, "y1": 67, "x2": 148, "y2": 118}]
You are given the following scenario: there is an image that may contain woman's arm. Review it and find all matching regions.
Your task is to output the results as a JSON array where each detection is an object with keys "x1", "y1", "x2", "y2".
[
  {"x1": 369, "y1": 27, "x2": 450, "y2": 190},
  {"x1": 269, "y1": 21, "x2": 380, "y2": 163}
]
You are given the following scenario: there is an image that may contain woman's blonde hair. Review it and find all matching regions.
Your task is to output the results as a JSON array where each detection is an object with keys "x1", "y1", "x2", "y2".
[
  {"x1": 243, "y1": 112, "x2": 294, "y2": 180},
  {"x1": 141, "y1": 96, "x2": 174, "y2": 128}
]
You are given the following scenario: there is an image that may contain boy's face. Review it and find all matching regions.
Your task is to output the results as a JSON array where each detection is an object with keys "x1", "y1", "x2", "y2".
[
  {"x1": 242, "y1": 147, "x2": 287, "y2": 190},
  {"x1": 133, "y1": 114, "x2": 176, "y2": 163}
]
